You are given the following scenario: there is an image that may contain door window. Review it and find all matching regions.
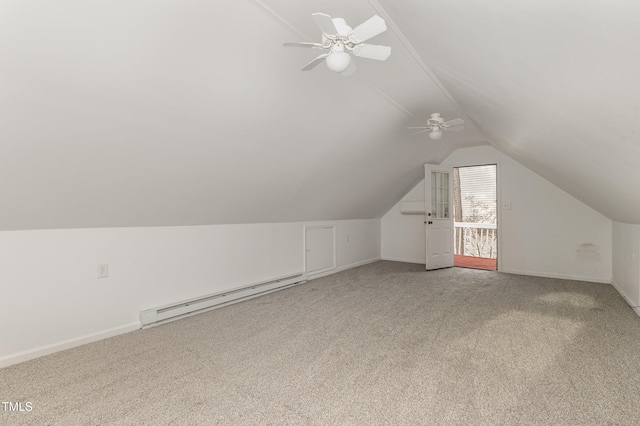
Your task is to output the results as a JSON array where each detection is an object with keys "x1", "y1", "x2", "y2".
[{"x1": 431, "y1": 171, "x2": 450, "y2": 219}]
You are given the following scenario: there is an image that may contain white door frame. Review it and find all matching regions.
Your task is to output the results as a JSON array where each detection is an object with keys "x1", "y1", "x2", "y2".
[{"x1": 452, "y1": 162, "x2": 500, "y2": 271}]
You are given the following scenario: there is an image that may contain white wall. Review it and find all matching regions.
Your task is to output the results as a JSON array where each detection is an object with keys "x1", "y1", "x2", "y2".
[
  {"x1": 381, "y1": 180, "x2": 426, "y2": 264},
  {"x1": 0, "y1": 219, "x2": 380, "y2": 367},
  {"x1": 330, "y1": 219, "x2": 382, "y2": 271},
  {"x1": 612, "y1": 222, "x2": 640, "y2": 309},
  {"x1": 382, "y1": 146, "x2": 612, "y2": 283}
]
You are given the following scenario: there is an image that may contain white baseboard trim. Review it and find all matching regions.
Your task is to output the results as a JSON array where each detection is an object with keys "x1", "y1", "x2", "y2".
[
  {"x1": 610, "y1": 280, "x2": 640, "y2": 318},
  {"x1": 381, "y1": 257, "x2": 425, "y2": 265},
  {"x1": 499, "y1": 269, "x2": 611, "y2": 284},
  {"x1": 0, "y1": 323, "x2": 140, "y2": 370},
  {"x1": 308, "y1": 257, "x2": 381, "y2": 280}
]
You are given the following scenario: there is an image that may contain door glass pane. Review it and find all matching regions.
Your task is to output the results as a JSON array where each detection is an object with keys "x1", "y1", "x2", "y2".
[
  {"x1": 432, "y1": 172, "x2": 437, "y2": 218},
  {"x1": 430, "y1": 171, "x2": 451, "y2": 219}
]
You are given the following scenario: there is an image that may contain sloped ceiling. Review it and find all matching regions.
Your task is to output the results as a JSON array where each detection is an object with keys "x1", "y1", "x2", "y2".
[
  {"x1": 1, "y1": 0, "x2": 637, "y2": 230},
  {"x1": 376, "y1": 0, "x2": 640, "y2": 224}
]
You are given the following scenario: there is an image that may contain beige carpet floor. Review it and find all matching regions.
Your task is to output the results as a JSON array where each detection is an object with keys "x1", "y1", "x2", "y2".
[{"x1": 2, "y1": 261, "x2": 640, "y2": 425}]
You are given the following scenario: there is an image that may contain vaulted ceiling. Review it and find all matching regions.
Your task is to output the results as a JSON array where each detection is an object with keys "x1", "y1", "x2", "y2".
[{"x1": 1, "y1": 0, "x2": 638, "y2": 230}]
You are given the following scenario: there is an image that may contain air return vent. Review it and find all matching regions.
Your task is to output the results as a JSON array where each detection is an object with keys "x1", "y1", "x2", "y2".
[
  {"x1": 400, "y1": 200, "x2": 426, "y2": 215},
  {"x1": 140, "y1": 272, "x2": 306, "y2": 328}
]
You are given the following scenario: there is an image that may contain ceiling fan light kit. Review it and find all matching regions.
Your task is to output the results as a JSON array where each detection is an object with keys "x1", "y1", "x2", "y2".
[
  {"x1": 325, "y1": 50, "x2": 351, "y2": 73},
  {"x1": 284, "y1": 13, "x2": 391, "y2": 76},
  {"x1": 408, "y1": 113, "x2": 465, "y2": 140},
  {"x1": 429, "y1": 129, "x2": 443, "y2": 140}
]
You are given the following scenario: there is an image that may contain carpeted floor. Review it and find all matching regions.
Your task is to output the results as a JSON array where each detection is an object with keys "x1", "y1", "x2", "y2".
[{"x1": 2, "y1": 261, "x2": 640, "y2": 425}]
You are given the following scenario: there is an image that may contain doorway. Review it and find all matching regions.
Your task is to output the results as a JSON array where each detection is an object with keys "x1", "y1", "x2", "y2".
[{"x1": 453, "y1": 165, "x2": 497, "y2": 271}]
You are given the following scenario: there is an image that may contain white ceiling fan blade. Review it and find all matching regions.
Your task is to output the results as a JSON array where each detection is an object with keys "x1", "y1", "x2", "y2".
[
  {"x1": 349, "y1": 15, "x2": 387, "y2": 43},
  {"x1": 444, "y1": 118, "x2": 464, "y2": 127},
  {"x1": 301, "y1": 54, "x2": 328, "y2": 71},
  {"x1": 411, "y1": 129, "x2": 431, "y2": 136},
  {"x1": 312, "y1": 13, "x2": 338, "y2": 36},
  {"x1": 341, "y1": 60, "x2": 357, "y2": 77},
  {"x1": 353, "y1": 44, "x2": 391, "y2": 61},
  {"x1": 283, "y1": 42, "x2": 325, "y2": 49},
  {"x1": 445, "y1": 125, "x2": 464, "y2": 132}
]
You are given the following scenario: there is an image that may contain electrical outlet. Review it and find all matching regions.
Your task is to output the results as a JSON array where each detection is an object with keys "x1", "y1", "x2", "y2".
[
  {"x1": 97, "y1": 264, "x2": 109, "y2": 278},
  {"x1": 346, "y1": 235, "x2": 350, "y2": 242},
  {"x1": 502, "y1": 202, "x2": 512, "y2": 210}
]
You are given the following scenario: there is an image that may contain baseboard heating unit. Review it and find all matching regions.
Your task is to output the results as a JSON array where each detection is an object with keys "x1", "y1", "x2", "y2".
[{"x1": 140, "y1": 272, "x2": 306, "y2": 328}]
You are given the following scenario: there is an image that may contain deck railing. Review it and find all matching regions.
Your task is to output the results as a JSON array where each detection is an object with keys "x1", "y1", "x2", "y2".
[{"x1": 454, "y1": 222, "x2": 497, "y2": 258}]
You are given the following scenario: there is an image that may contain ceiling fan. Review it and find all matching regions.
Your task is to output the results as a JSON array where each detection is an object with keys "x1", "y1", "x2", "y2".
[
  {"x1": 408, "y1": 113, "x2": 464, "y2": 140},
  {"x1": 284, "y1": 13, "x2": 391, "y2": 76}
]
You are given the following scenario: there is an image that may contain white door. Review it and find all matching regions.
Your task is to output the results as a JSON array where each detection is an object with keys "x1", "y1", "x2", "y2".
[
  {"x1": 425, "y1": 164, "x2": 454, "y2": 270},
  {"x1": 305, "y1": 226, "x2": 335, "y2": 275}
]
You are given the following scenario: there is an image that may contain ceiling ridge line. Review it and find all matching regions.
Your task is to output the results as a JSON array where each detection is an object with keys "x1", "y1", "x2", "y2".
[
  {"x1": 244, "y1": 0, "x2": 310, "y2": 40},
  {"x1": 357, "y1": 78, "x2": 416, "y2": 118},
  {"x1": 365, "y1": 0, "x2": 462, "y2": 112}
]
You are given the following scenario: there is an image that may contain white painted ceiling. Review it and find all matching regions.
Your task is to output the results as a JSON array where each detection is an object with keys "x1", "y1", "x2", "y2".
[{"x1": 1, "y1": 0, "x2": 638, "y2": 230}]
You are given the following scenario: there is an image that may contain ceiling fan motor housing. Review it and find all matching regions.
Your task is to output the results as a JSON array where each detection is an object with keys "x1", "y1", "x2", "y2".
[{"x1": 429, "y1": 113, "x2": 444, "y2": 126}]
